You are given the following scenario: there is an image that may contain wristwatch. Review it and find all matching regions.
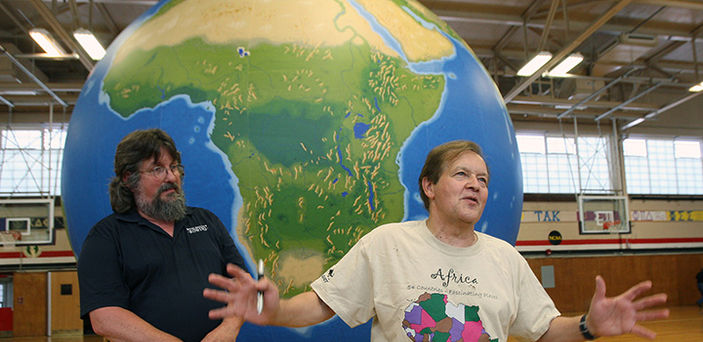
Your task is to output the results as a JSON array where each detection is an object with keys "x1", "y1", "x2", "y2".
[{"x1": 579, "y1": 314, "x2": 597, "y2": 340}]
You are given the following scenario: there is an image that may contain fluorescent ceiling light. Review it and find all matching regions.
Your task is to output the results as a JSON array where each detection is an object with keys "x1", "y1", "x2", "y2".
[
  {"x1": 29, "y1": 28, "x2": 66, "y2": 57},
  {"x1": 73, "y1": 28, "x2": 106, "y2": 60},
  {"x1": 546, "y1": 52, "x2": 584, "y2": 77},
  {"x1": 688, "y1": 81, "x2": 703, "y2": 92},
  {"x1": 622, "y1": 117, "x2": 645, "y2": 130},
  {"x1": 0, "y1": 90, "x2": 38, "y2": 96},
  {"x1": 516, "y1": 51, "x2": 552, "y2": 77}
]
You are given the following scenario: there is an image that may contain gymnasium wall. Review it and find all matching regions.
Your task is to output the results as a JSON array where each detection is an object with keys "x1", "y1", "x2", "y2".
[
  {"x1": 6, "y1": 271, "x2": 82, "y2": 337},
  {"x1": 525, "y1": 253, "x2": 703, "y2": 313},
  {"x1": 0, "y1": 197, "x2": 701, "y2": 313},
  {"x1": 2, "y1": 198, "x2": 703, "y2": 265},
  {"x1": 519, "y1": 199, "x2": 703, "y2": 252}
]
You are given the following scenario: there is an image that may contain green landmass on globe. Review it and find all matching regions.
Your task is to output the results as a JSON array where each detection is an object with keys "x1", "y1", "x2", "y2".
[{"x1": 100, "y1": 0, "x2": 454, "y2": 296}]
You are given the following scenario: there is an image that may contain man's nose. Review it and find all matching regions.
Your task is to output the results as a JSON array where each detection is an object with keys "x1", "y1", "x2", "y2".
[
  {"x1": 465, "y1": 174, "x2": 479, "y2": 188},
  {"x1": 164, "y1": 167, "x2": 179, "y2": 181}
]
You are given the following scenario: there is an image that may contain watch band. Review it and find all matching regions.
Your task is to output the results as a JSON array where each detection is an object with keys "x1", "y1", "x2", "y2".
[{"x1": 579, "y1": 314, "x2": 597, "y2": 340}]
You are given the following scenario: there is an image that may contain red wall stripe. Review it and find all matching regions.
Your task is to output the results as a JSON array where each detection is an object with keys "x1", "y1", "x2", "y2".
[{"x1": 516, "y1": 237, "x2": 703, "y2": 246}]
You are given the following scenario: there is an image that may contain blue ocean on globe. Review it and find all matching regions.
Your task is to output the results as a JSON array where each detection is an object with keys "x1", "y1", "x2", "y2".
[{"x1": 62, "y1": 0, "x2": 522, "y2": 340}]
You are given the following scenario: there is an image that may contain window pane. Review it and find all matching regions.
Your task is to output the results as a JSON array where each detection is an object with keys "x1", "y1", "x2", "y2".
[
  {"x1": 675, "y1": 140, "x2": 701, "y2": 159},
  {"x1": 625, "y1": 137, "x2": 703, "y2": 195},
  {"x1": 3, "y1": 130, "x2": 42, "y2": 149},
  {"x1": 647, "y1": 140, "x2": 677, "y2": 194},
  {"x1": 44, "y1": 128, "x2": 67, "y2": 150},
  {"x1": 624, "y1": 155, "x2": 650, "y2": 193},
  {"x1": 521, "y1": 153, "x2": 548, "y2": 193},
  {"x1": 577, "y1": 137, "x2": 611, "y2": 193},
  {"x1": 517, "y1": 135, "x2": 545, "y2": 154},
  {"x1": 518, "y1": 133, "x2": 612, "y2": 194},
  {"x1": 623, "y1": 138, "x2": 647, "y2": 157},
  {"x1": 547, "y1": 154, "x2": 576, "y2": 192},
  {"x1": 676, "y1": 158, "x2": 703, "y2": 194},
  {"x1": 547, "y1": 137, "x2": 575, "y2": 154},
  {"x1": 0, "y1": 126, "x2": 66, "y2": 196}
]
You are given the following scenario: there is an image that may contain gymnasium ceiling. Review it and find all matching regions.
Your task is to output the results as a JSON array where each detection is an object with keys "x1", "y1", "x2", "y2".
[{"x1": 0, "y1": 0, "x2": 702, "y2": 133}]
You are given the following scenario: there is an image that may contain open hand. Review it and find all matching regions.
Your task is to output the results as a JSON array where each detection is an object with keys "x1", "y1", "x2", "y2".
[
  {"x1": 204, "y1": 263, "x2": 280, "y2": 326},
  {"x1": 586, "y1": 275, "x2": 669, "y2": 339}
]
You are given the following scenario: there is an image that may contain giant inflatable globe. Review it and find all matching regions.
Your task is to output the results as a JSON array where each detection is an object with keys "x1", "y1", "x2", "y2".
[{"x1": 63, "y1": 0, "x2": 522, "y2": 340}]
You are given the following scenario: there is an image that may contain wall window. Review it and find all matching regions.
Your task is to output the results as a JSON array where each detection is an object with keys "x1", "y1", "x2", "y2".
[
  {"x1": 0, "y1": 126, "x2": 66, "y2": 196},
  {"x1": 517, "y1": 134, "x2": 612, "y2": 194},
  {"x1": 624, "y1": 138, "x2": 703, "y2": 195}
]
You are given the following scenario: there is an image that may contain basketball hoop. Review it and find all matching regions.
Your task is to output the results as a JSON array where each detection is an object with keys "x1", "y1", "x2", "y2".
[{"x1": 602, "y1": 220, "x2": 622, "y2": 230}]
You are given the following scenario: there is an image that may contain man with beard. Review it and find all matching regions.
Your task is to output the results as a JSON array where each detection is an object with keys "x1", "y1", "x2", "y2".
[{"x1": 78, "y1": 129, "x2": 246, "y2": 342}]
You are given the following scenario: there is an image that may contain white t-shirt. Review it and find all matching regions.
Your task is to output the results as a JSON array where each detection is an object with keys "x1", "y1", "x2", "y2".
[{"x1": 311, "y1": 220, "x2": 560, "y2": 342}]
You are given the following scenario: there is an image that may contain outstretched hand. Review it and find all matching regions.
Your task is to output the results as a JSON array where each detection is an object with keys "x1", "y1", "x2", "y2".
[
  {"x1": 203, "y1": 263, "x2": 280, "y2": 326},
  {"x1": 586, "y1": 275, "x2": 669, "y2": 339}
]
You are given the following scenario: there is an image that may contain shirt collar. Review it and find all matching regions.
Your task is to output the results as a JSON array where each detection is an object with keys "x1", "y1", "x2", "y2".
[{"x1": 114, "y1": 207, "x2": 193, "y2": 225}]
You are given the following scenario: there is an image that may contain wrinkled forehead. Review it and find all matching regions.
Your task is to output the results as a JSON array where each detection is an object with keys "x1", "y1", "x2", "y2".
[
  {"x1": 141, "y1": 147, "x2": 177, "y2": 167},
  {"x1": 443, "y1": 150, "x2": 489, "y2": 176}
]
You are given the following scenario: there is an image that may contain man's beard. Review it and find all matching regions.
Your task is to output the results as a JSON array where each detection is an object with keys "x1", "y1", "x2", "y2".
[{"x1": 135, "y1": 182, "x2": 187, "y2": 222}]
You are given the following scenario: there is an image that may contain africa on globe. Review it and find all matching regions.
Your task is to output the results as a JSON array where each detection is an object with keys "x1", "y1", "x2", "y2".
[{"x1": 63, "y1": 0, "x2": 521, "y2": 340}]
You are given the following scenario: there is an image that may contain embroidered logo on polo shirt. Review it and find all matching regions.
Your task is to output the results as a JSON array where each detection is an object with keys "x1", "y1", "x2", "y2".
[{"x1": 186, "y1": 224, "x2": 208, "y2": 234}]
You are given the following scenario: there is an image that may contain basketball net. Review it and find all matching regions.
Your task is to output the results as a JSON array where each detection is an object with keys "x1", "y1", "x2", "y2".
[{"x1": 0, "y1": 231, "x2": 21, "y2": 247}]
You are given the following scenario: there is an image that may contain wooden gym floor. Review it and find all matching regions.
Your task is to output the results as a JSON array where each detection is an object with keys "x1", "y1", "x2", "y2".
[
  {"x1": 1, "y1": 305, "x2": 701, "y2": 341},
  {"x1": 599, "y1": 305, "x2": 703, "y2": 342}
]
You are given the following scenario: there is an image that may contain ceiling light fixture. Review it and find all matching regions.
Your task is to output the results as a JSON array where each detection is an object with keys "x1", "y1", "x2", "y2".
[
  {"x1": 73, "y1": 28, "x2": 106, "y2": 60},
  {"x1": 622, "y1": 117, "x2": 645, "y2": 130},
  {"x1": 688, "y1": 81, "x2": 703, "y2": 92},
  {"x1": 546, "y1": 52, "x2": 584, "y2": 77},
  {"x1": 516, "y1": 51, "x2": 552, "y2": 77},
  {"x1": 29, "y1": 28, "x2": 66, "y2": 57}
]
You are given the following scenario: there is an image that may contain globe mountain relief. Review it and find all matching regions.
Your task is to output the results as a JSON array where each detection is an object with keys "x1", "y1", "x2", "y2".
[
  {"x1": 64, "y1": 0, "x2": 522, "y2": 340},
  {"x1": 102, "y1": 0, "x2": 449, "y2": 297}
]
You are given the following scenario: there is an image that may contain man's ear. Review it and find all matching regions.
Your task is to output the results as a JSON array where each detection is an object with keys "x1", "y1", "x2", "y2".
[
  {"x1": 122, "y1": 172, "x2": 135, "y2": 190},
  {"x1": 421, "y1": 177, "x2": 434, "y2": 201}
]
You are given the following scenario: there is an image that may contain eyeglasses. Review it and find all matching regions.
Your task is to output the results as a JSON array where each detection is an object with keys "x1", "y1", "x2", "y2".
[{"x1": 141, "y1": 164, "x2": 184, "y2": 179}]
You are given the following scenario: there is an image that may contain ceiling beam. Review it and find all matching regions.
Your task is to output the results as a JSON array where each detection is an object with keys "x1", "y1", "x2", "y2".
[
  {"x1": 0, "y1": 82, "x2": 84, "y2": 93},
  {"x1": 635, "y1": 0, "x2": 703, "y2": 11},
  {"x1": 594, "y1": 81, "x2": 665, "y2": 120},
  {"x1": 0, "y1": 45, "x2": 68, "y2": 107},
  {"x1": 507, "y1": 104, "x2": 643, "y2": 120},
  {"x1": 0, "y1": 2, "x2": 29, "y2": 36},
  {"x1": 95, "y1": 2, "x2": 119, "y2": 36},
  {"x1": 504, "y1": 0, "x2": 634, "y2": 103},
  {"x1": 510, "y1": 95, "x2": 658, "y2": 111},
  {"x1": 538, "y1": 0, "x2": 560, "y2": 52},
  {"x1": 0, "y1": 94, "x2": 78, "y2": 106},
  {"x1": 0, "y1": 95, "x2": 13, "y2": 108},
  {"x1": 433, "y1": 4, "x2": 697, "y2": 42},
  {"x1": 492, "y1": 0, "x2": 544, "y2": 53},
  {"x1": 556, "y1": 68, "x2": 638, "y2": 118},
  {"x1": 622, "y1": 90, "x2": 703, "y2": 130}
]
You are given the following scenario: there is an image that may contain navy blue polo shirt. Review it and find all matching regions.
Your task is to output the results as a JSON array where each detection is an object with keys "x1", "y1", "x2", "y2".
[{"x1": 78, "y1": 207, "x2": 247, "y2": 342}]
